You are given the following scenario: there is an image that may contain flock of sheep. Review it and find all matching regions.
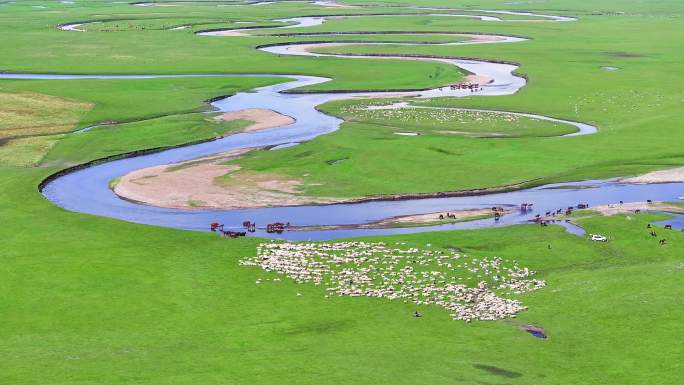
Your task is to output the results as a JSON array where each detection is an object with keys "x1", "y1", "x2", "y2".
[
  {"x1": 341, "y1": 102, "x2": 541, "y2": 131},
  {"x1": 240, "y1": 241, "x2": 546, "y2": 322}
]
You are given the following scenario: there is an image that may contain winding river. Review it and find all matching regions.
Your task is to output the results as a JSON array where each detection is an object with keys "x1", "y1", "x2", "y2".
[{"x1": 6, "y1": 8, "x2": 682, "y2": 240}]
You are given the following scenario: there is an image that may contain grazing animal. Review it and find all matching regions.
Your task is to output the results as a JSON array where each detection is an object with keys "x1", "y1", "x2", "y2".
[
  {"x1": 266, "y1": 222, "x2": 289, "y2": 233},
  {"x1": 222, "y1": 230, "x2": 246, "y2": 238},
  {"x1": 242, "y1": 221, "x2": 257, "y2": 232}
]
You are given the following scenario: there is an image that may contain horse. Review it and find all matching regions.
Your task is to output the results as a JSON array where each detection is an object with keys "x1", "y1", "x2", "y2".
[{"x1": 266, "y1": 222, "x2": 287, "y2": 233}]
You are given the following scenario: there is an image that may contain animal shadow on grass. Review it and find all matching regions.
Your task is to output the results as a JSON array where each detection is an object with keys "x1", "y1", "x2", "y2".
[
  {"x1": 472, "y1": 364, "x2": 523, "y2": 379},
  {"x1": 604, "y1": 51, "x2": 645, "y2": 58},
  {"x1": 280, "y1": 320, "x2": 353, "y2": 336}
]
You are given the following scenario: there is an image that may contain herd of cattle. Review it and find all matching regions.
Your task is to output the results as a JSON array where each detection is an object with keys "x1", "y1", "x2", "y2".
[
  {"x1": 530, "y1": 202, "x2": 589, "y2": 226},
  {"x1": 210, "y1": 199, "x2": 679, "y2": 236},
  {"x1": 442, "y1": 82, "x2": 481, "y2": 92},
  {"x1": 210, "y1": 220, "x2": 291, "y2": 237}
]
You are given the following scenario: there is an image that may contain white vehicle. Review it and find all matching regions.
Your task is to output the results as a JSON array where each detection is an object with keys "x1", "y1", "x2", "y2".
[{"x1": 590, "y1": 234, "x2": 608, "y2": 242}]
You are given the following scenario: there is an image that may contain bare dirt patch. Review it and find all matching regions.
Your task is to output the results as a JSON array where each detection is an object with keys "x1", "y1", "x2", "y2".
[
  {"x1": 113, "y1": 149, "x2": 340, "y2": 209},
  {"x1": 620, "y1": 167, "x2": 684, "y2": 184},
  {"x1": 216, "y1": 108, "x2": 295, "y2": 132}
]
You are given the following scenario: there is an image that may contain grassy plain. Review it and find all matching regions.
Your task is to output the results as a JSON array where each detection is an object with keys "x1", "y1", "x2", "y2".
[
  {"x1": 0, "y1": 76, "x2": 284, "y2": 167},
  {"x1": 225, "y1": 11, "x2": 684, "y2": 196},
  {"x1": 0, "y1": 1, "x2": 683, "y2": 384},
  {"x1": 0, "y1": 77, "x2": 284, "y2": 129},
  {"x1": 0, "y1": 2, "x2": 462, "y2": 90},
  {"x1": 2, "y1": 171, "x2": 682, "y2": 384}
]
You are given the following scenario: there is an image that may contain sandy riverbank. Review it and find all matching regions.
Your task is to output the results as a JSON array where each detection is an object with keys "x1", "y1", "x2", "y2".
[
  {"x1": 591, "y1": 201, "x2": 684, "y2": 216},
  {"x1": 113, "y1": 150, "x2": 341, "y2": 209},
  {"x1": 290, "y1": 208, "x2": 500, "y2": 230},
  {"x1": 217, "y1": 108, "x2": 295, "y2": 132},
  {"x1": 620, "y1": 167, "x2": 684, "y2": 184}
]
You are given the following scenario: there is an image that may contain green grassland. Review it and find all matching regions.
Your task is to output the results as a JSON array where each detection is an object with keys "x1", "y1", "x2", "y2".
[
  {"x1": 0, "y1": 76, "x2": 285, "y2": 129},
  {"x1": 2, "y1": 166, "x2": 682, "y2": 384},
  {"x1": 0, "y1": 0, "x2": 683, "y2": 384},
  {"x1": 225, "y1": 120, "x2": 583, "y2": 198},
  {"x1": 0, "y1": 2, "x2": 463, "y2": 91},
  {"x1": 43, "y1": 113, "x2": 249, "y2": 168},
  {"x1": 0, "y1": 76, "x2": 285, "y2": 168}
]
